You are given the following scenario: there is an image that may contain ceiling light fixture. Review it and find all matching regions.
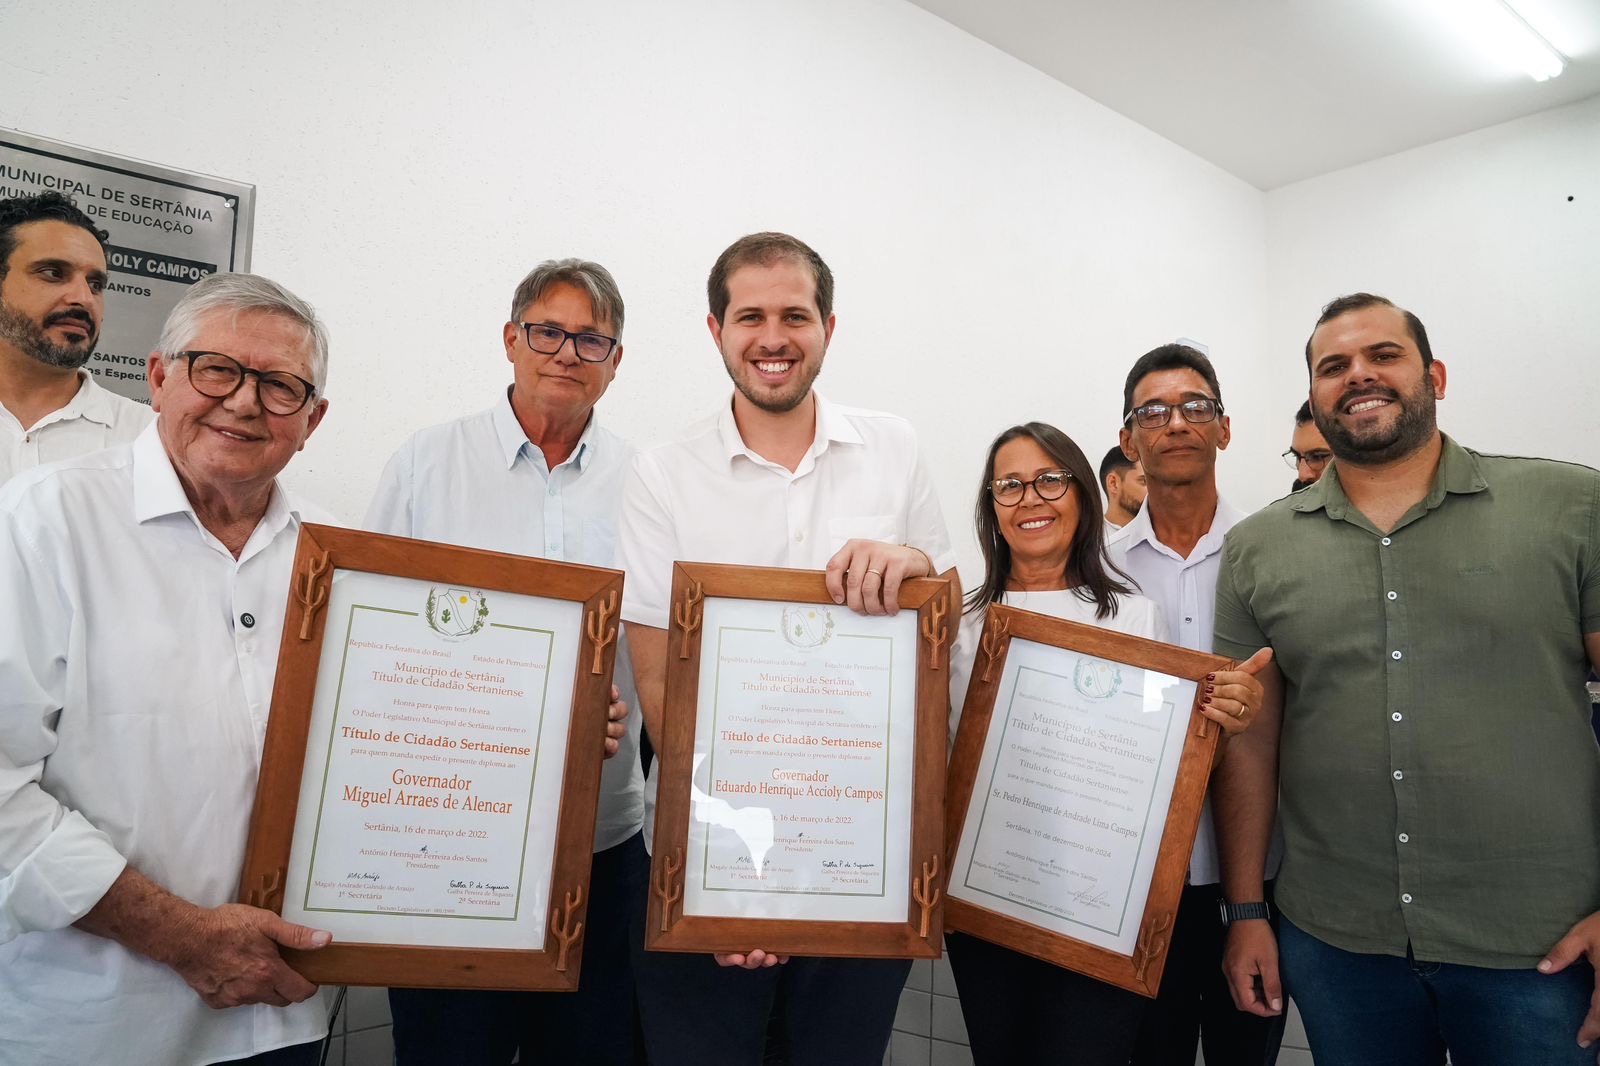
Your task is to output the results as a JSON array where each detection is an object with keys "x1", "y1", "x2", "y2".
[{"x1": 1448, "y1": 0, "x2": 1568, "y2": 81}]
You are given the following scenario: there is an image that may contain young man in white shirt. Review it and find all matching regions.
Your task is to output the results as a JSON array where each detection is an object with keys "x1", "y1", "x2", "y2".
[
  {"x1": 0, "y1": 192, "x2": 150, "y2": 486},
  {"x1": 0, "y1": 273, "x2": 336, "y2": 1066},
  {"x1": 1107, "y1": 343, "x2": 1282, "y2": 1066},
  {"x1": 366, "y1": 258, "x2": 642, "y2": 1066},
  {"x1": 618, "y1": 232, "x2": 956, "y2": 1066}
]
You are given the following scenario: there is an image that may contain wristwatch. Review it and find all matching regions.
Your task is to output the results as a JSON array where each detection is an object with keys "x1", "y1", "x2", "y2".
[{"x1": 1218, "y1": 900, "x2": 1272, "y2": 926}]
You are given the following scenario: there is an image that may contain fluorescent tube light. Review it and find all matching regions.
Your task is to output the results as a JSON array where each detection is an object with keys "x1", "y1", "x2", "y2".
[{"x1": 1443, "y1": 0, "x2": 1568, "y2": 81}]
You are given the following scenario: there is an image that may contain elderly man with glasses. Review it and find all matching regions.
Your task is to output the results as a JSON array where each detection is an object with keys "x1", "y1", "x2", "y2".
[
  {"x1": 1106, "y1": 343, "x2": 1281, "y2": 1066},
  {"x1": 364, "y1": 258, "x2": 643, "y2": 1066},
  {"x1": 0, "y1": 273, "x2": 339, "y2": 1066}
]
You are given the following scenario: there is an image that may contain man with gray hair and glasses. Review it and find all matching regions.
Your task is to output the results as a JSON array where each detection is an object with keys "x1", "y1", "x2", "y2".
[
  {"x1": 366, "y1": 257, "x2": 643, "y2": 1065},
  {"x1": 0, "y1": 272, "x2": 338, "y2": 1065}
]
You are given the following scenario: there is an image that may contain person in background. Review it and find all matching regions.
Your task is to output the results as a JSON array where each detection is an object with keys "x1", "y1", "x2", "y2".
[
  {"x1": 0, "y1": 191, "x2": 149, "y2": 486},
  {"x1": 1099, "y1": 444, "x2": 1146, "y2": 530},
  {"x1": 1282, "y1": 400, "x2": 1331, "y2": 491}
]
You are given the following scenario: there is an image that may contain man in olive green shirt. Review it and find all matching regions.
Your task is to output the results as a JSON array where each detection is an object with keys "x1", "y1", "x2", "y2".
[{"x1": 1211, "y1": 292, "x2": 1600, "y2": 1066}]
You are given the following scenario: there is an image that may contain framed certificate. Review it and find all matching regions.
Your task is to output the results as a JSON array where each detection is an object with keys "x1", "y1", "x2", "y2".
[
  {"x1": 238, "y1": 523, "x2": 623, "y2": 990},
  {"x1": 646, "y1": 562, "x2": 956, "y2": 959},
  {"x1": 944, "y1": 606, "x2": 1229, "y2": 996}
]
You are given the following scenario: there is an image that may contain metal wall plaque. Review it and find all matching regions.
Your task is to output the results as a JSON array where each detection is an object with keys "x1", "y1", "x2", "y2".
[{"x1": 0, "y1": 128, "x2": 255, "y2": 404}]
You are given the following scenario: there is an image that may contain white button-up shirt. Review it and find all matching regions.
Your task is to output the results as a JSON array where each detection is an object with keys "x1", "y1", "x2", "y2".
[
  {"x1": 618, "y1": 392, "x2": 957, "y2": 849},
  {"x1": 365, "y1": 390, "x2": 644, "y2": 852},
  {"x1": 0, "y1": 424, "x2": 331, "y2": 1066},
  {"x1": 0, "y1": 370, "x2": 152, "y2": 487},
  {"x1": 1107, "y1": 497, "x2": 1282, "y2": 884}
]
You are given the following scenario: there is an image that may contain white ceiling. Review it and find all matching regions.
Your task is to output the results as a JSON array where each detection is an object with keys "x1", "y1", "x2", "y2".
[{"x1": 905, "y1": 0, "x2": 1600, "y2": 189}]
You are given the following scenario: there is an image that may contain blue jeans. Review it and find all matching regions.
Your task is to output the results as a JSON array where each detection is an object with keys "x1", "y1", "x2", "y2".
[{"x1": 1278, "y1": 914, "x2": 1595, "y2": 1066}]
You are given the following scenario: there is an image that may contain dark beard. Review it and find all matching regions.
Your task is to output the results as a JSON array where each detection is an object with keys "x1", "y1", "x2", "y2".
[
  {"x1": 0, "y1": 300, "x2": 98, "y2": 370},
  {"x1": 1314, "y1": 377, "x2": 1436, "y2": 466}
]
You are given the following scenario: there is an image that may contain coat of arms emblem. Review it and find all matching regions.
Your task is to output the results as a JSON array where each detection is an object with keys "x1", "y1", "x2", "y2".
[{"x1": 426, "y1": 587, "x2": 489, "y2": 640}]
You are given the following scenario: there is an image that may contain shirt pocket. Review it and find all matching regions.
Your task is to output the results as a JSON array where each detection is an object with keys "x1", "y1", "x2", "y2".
[{"x1": 826, "y1": 514, "x2": 903, "y2": 555}]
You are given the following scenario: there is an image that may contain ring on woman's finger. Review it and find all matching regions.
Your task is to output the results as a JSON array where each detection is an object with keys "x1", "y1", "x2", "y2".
[{"x1": 1233, "y1": 705, "x2": 1247, "y2": 720}]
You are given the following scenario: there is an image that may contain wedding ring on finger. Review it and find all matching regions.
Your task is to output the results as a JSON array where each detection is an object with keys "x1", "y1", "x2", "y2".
[
  {"x1": 864, "y1": 569, "x2": 883, "y2": 580},
  {"x1": 1233, "y1": 705, "x2": 1247, "y2": 720}
]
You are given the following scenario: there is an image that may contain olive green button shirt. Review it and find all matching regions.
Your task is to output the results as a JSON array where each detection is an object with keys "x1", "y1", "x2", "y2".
[{"x1": 1214, "y1": 435, "x2": 1600, "y2": 968}]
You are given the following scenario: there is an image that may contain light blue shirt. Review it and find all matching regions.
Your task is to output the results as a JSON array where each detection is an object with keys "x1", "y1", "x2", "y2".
[{"x1": 366, "y1": 389, "x2": 644, "y2": 851}]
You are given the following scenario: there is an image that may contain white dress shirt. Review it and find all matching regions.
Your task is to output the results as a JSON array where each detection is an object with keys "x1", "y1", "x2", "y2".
[
  {"x1": 948, "y1": 589, "x2": 1167, "y2": 745},
  {"x1": 1107, "y1": 497, "x2": 1282, "y2": 884},
  {"x1": 0, "y1": 424, "x2": 331, "y2": 1066},
  {"x1": 618, "y1": 393, "x2": 957, "y2": 849},
  {"x1": 364, "y1": 390, "x2": 644, "y2": 852},
  {"x1": 0, "y1": 370, "x2": 152, "y2": 487}
]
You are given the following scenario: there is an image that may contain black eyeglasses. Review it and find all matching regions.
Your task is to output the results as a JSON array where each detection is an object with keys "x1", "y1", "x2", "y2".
[
  {"x1": 177, "y1": 351, "x2": 317, "y2": 415},
  {"x1": 990, "y1": 470, "x2": 1073, "y2": 507},
  {"x1": 1282, "y1": 447, "x2": 1333, "y2": 471},
  {"x1": 519, "y1": 323, "x2": 619, "y2": 363},
  {"x1": 1125, "y1": 397, "x2": 1223, "y2": 430}
]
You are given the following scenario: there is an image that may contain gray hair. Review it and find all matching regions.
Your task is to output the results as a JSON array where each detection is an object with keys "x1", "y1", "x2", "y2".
[
  {"x1": 156, "y1": 272, "x2": 330, "y2": 392},
  {"x1": 509, "y1": 258, "x2": 625, "y2": 337}
]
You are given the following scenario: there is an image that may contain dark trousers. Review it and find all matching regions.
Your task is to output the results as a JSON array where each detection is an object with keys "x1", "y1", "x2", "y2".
[
  {"x1": 945, "y1": 930, "x2": 1147, "y2": 1066},
  {"x1": 629, "y1": 876, "x2": 909, "y2": 1066},
  {"x1": 390, "y1": 831, "x2": 648, "y2": 1066},
  {"x1": 1280, "y1": 914, "x2": 1593, "y2": 1066},
  {"x1": 220, "y1": 1043, "x2": 323, "y2": 1066},
  {"x1": 1131, "y1": 881, "x2": 1285, "y2": 1066}
]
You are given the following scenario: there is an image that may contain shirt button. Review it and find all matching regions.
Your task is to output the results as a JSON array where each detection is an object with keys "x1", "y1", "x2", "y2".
[
  {"x1": 1387, "y1": 591, "x2": 1398, "y2": 600},
  {"x1": 1401, "y1": 893, "x2": 1413, "y2": 904},
  {"x1": 1391, "y1": 650, "x2": 1402, "y2": 660},
  {"x1": 1398, "y1": 832, "x2": 1410, "y2": 843},
  {"x1": 795, "y1": 531, "x2": 805, "y2": 542},
  {"x1": 1185, "y1": 616, "x2": 1193, "y2": 623},
  {"x1": 240, "y1": 613, "x2": 256, "y2": 628},
  {"x1": 1381, "y1": 537, "x2": 1392, "y2": 546},
  {"x1": 1392, "y1": 712, "x2": 1403, "y2": 722},
  {"x1": 1393, "y1": 770, "x2": 1404, "y2": 781}
]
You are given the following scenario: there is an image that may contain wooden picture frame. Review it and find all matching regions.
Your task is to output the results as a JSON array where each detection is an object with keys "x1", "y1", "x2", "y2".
[
  {"x1": 943, "y1": 605, "x2": 1229, "y2": 996},
  {"x1": 238, "y1": 523, "x2": 623, "y2": 990},
  {"x1": 645, "y1": 562, "x2": 956, "y2": 959}
]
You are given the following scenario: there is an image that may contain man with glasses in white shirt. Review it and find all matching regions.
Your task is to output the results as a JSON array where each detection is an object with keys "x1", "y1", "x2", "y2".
[
  {"x1": 366, "y1": 258, "x2": 643, "y2": 1066},
  {"x1": 618, "y1": 232, "x2": 956, "y2": 1066},
  {"x1": 1107, "y1": 344, "x2": 1281, "y2": 1066},
  {"x1": 0, "y1": 273, "x2": 339, "y2": 1066},
  {"x1": 0, "y1": 192, "x2": 151, "y2": 487}
]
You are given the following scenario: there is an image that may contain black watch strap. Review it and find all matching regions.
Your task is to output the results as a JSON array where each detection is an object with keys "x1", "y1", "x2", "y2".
[{"x1": 1218, "y1": 900, "x2": 1272, "y2": 926}]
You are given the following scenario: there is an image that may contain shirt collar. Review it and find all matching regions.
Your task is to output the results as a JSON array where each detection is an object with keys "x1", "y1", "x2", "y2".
[
  {"x1": 491, "y1": 387, "x2": 598, "y2": 472},
  {"x1": 130, "y1": 421, "x2": 297, "y2": 549},
  {"x1": 11, "y1": 371, "x2": 126, "y2": 432},
  {"x1": 715, "y1": 391, "x2": 861, "y2": 467},
  {"x1": 1290, "y1": 433, "x2": 1487, "y2": 521},
  {"x1": 1114, "y1": 492, "x2": 1245, "y2": 562}
]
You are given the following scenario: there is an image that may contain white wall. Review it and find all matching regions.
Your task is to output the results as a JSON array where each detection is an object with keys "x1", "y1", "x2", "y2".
[
  {"x1": 0, "y1": 0, "x2": 1269, "y2": 583},
  {"x1": 1263, "y1": 94, "x2": 1600, "y2": 470}
]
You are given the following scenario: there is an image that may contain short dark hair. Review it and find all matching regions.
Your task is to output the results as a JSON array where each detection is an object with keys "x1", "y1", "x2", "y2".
[
  {"x1": 1295, "y1": 400, "x2": 1312, "y2": 425},
  {"x1": 0, "y1": 191, "x2": 110, "y2": 284},
  {"x1": 1121, "y1": 343, "x2": 1223, "y2": 419},
  {"x1": 966, "y1": 423, "x2": 1134, "y2": 621},
  {"x1": 1304, "y1": 293, "x2": 1432, "y2": 371},
  {"x1": 1098, "y1": 445, "x2": 1134, "y2": 489},
  {"x1": 707, "y1": 232, "x2": 833, "y2": 325}
]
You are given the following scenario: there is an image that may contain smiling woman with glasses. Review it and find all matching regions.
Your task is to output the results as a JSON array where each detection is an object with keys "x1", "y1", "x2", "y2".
[{"x1": 944, "y1": 421, "x2": 1168, "y2": 1066}]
